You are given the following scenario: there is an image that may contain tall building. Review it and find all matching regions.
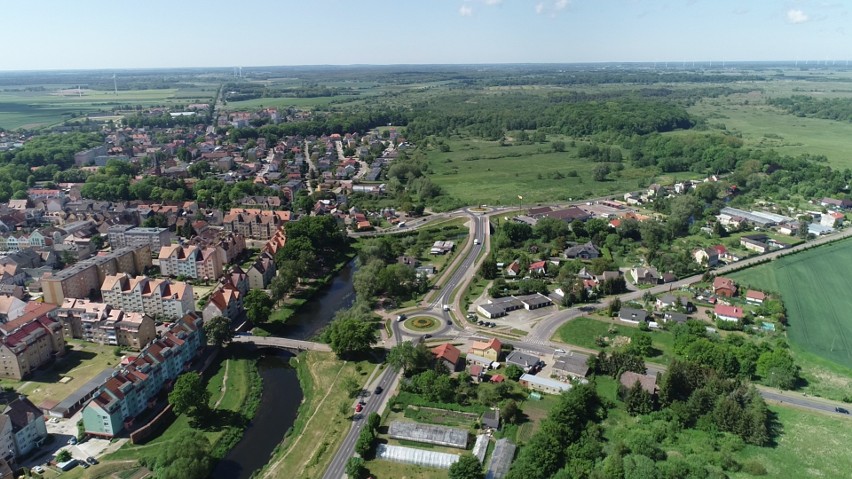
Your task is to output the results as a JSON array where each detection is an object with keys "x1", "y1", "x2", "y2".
[
  {"x1": 0, "y1": 313, "x2": 65, "y2": 380},
  {"x1": 41, "y1": 245, "x2": 152, "y2": 305},
  {"x1": 108, "y1": 225, "x2": 172, "y2": 252},
  {"x1": 101, "y1": 274, "x2": 194, "y2": 321},
  {"x1": 158, "y1": 245, "x2": 222, "y2": 280},
  {"x1": 52, "y1": 299, "x2": 156, "y2": 350}
]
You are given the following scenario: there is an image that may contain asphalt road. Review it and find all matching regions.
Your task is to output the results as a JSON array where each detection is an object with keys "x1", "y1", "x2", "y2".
[{"x1": 322, "y1": 204, "x2": 852, "y2": 477}]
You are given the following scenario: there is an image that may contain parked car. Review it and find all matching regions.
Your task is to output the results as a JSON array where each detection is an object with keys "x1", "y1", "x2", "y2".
[
  {"x1": 86, "y1": 457, "x2": 98, "y2": 465},
  {"x1": 68, "y1": 437, "x2": 77, "y2": 445},
  {"x1": 33, "y1": 466, "x2": 45, "y2": 474},
  {"x1": 554, "y1": 348, "x2": 566, "y2": 354},
  {"x1": 355, "y1": 403, "x2": 363, "y2": 413}
]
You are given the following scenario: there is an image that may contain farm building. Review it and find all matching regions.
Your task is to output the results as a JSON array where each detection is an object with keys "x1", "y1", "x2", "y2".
[
  {"x1": 485, "y1": 439, "x2": 517, "y2": 479},
  {"x1": 553, "y1": 353, "x2": 590, "y2": 379},
  {"x1": 376, "y1": 444, "x2": 460, "y2": 469},
  {"x1": 519, "y1": 374, "x2": 571, "y2": 394}
]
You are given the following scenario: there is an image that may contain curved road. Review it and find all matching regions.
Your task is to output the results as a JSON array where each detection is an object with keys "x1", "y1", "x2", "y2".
[{"x1": 322, "y1": 205, "x2": 852, "y2": 478}]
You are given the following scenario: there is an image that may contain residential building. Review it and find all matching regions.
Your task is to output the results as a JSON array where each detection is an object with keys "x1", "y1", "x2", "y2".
[
  {"x1": 0, "y1": 296, "x2": 26, "y2": 323},
  {"x1": 202, "y1": 286, "x2": 243, "y2": 323},
  {"x1": 469, "y1": 338, "x2": 501, "y2": 362},
  {"x1": 52, "y1": 299, "x2": 156, "y2": 350},
  {"x1": 223, "y1": 209, "x2": 290, "y2": 242},
  {"x1": 0, "y1": 314, "x2": 65, "y2": 380},
  {"x1": 101, "y1": 274, "x2": 194, "y2": 320},
  {"x1": 713, "y1": 277, "x2": 737, "y2": 298},
  {"x1": 247, "y1": 252, "x2": 276, "y2": 290},
  {"x1": 82, "y1": 313, "x2": 204, "y2": 438},
  {"x1": 618, "y1": 308, "x2": 649, "y2": 324},
  {"x1": 505, "y1": 351, "x2": 541, "y2": 371},
  {"x1": 619, "y1": 371, "x2": 658, "y2": 395},
  {"x1": 692, "y1": 247, "x2": 719, "y2": 267},
  {"x1": 3, "y1": 396, "x2": 48, "y2": 458},
  {"x1": 431, "y1": 343, "x2": 461, "y2": 372},
  {"x1": 158, "y1": 245, "x2": 222, "y2": 280},
  {"x1": 553, "y1": 354, "x2": 590, "y2": 380},
  {"x1": 630, "y1": 267, "x2": 661, "y2": 285},
  {"x1": 746, "y1": 290, "x2": 766, "y2": 304},
  {"x1": 820, "y1": 197, "x2": 852, "y2": 210},
  {"x1": 109, "y1": 226, "x2": 171, "y2": 252},
  {"x1": 715, "y1": 304, "x2": 744, "y2": 322},
  {"x1": 563, "y1": 242, "x2": 600, "y2": 259},
  {"x1": 0, "y1": 414, "x2": 14, "y2": 465},
  {"x1": 482, "y1": 409, "x2": 500, "y2": 430},
  {"x1": 42, "y1": 245, "x2": 152, "y2": 305}
]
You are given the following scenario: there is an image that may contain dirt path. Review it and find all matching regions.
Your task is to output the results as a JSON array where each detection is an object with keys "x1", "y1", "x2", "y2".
[
  {"x1": 213, "y1": 359, "x2": 230, "y2": 409},
  {"x1": 261, "y1": 360, "x2": 346, "y2": 479}
]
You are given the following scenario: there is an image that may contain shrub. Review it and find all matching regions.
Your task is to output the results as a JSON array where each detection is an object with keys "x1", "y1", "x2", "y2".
[{"x1": 741, "y1": 460, "x2": 768, "y2": 476}]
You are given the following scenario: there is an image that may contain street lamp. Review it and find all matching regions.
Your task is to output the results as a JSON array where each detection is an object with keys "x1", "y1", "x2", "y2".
[{"x1": 518, "y1": 195, "x2": 523, "y2": 215}]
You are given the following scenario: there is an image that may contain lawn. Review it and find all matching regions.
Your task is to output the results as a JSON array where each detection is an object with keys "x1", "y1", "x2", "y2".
[
  {"x1": 4, "y1": 340, "x2": 120, "y2": 407},
  {"x1": 423, "y1": 136, "x2": 697, "y2": 206},
  {"x1": 103, "y1": 349, "x2": 256, "y2": 465},
  {"x1": 554, "y1": 316, "x2": 674, "y2": 363},
  {"x1": 362, "y1": 459, "x2": 446, "y2": 479},
  {"x1": 729, "y1": 238, "x2": 852, "y2": 369},
  {"x1": 258, "y1": 351, "x2": 377, "y2": 479}
]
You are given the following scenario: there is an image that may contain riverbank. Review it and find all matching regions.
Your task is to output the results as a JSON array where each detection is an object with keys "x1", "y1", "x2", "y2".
[
  {"x1": 257, "y1": 351, "x2": 379, "y2": 479},
  {"x1": 84, "y1": 346, "x2": 262, "y2": 477},
  {"x1": 253, "y1": 253, "x2": 357, "y2": 339}
]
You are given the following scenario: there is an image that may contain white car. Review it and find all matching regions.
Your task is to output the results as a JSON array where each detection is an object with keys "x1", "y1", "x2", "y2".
[
  {"x1": 33, "y1": 466, "x2": 45, "y2": 474},
  {"x1": 554, "y1": 348, "x2": 566, "y2": 354}
]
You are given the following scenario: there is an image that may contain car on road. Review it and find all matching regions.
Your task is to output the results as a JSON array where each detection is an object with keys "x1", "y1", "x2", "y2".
[
  {"x1": 355, "y1": 403, "x2": 363, "y2": 413},
  {"x1": 423, "y1": 334, "x2": 433, "y2": 339},
  {"x1": 442, "y1": 304, "x2": 450, "y2": 311},
  {"x1": 86, "y1": 457, "x2": 98, "y2": 465},
  {"x1": 447, "y1": 319, "x2": 452, "y2": 325},
  {"x1": 396, "y1": 314, "x2": 407, "y2": 322},
  {"x1": 474, "y1": 239, "x2": 480, "y2": 245},
  {"x1": 554, "y1": 348, "x2": 566, "y2": 354},
  {"x1": 374, "y1": 386, "x2": 383, "y2": 395},
  {"x1": 836, "y1": 407, "x2": 849, "y2": 414}
]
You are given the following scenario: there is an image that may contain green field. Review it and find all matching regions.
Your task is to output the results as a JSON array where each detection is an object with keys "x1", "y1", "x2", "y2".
[
  {"x1": 730, "y1": 239, "x2": 852, "y2": 369},
  {"x1": 0, "y1": 86, "x2": 216, "y2": 129},
  {"x1": 424, "y1": 137, "x2": 695, "y2": 205}
]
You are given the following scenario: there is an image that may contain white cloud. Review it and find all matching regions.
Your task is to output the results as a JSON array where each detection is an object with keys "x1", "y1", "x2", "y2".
[
  {"x1": 555, "y1": 0, "x2": 570, "y2": 10},
  {"x1": 483, "y1": 0, "x2": 502, "y2": 5},
  {"x1": 787, "y1": 9, "x2": 809, "y2": 24},
  {"x1": 459, "y1": 5, "x2": 474, "y2": 16},
  {"x1": 535, "y1": 2, "x2": 545, "y2": 14}
]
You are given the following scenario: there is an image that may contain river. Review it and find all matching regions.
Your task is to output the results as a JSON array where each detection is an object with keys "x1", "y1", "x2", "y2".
[{"x1": 212, "y1": 259, "x2": 357, "y2": 479}]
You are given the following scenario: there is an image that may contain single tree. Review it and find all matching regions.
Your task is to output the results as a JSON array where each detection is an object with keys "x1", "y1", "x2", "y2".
[
  {"x1": 449, "y1": 453, "x2": 485, "y2": 479},
  {"x1": 623, "y1": 381, "x2": 655, "y2": 416},
  {"x1": 325, "y1": 318, "x2": 377, "y2": 358},
  {"x1": 205, "y1": 316, "x2": 233, "y2": 347},
  {"x1": 366, "y1": 411, "x2": 381, "y2": 431},
  {"x1": 56, "y1": 449, "x2": 72, "y2": 462},
  {"x1": 501, "y1": 399, "x2": 522, "y2": 425},
  {"x1": 355, "y1": 427, "x2": 375, "y2": 457},
  {"x1": 504, "y1": 364, "x2": 524, "y2": 382},
  {"x1": 168, "y1": 372, "x2": 210, "y2": 419},
  {"x1": 154, "y1": 431, "x2": 213, "y2": 479},
  {"x1": 244, "y1": 289, "x2": 273, "y2": 325}
]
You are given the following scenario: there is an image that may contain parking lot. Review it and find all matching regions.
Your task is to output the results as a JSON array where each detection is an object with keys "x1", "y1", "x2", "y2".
[{"x1": 21, "y1": 412, "x2": 127, "y2": 472}]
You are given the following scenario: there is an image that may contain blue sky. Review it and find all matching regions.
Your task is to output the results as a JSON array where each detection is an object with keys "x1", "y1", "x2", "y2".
[{"x1": 2, "y1": 0, "x2": 850, "y2": 70}]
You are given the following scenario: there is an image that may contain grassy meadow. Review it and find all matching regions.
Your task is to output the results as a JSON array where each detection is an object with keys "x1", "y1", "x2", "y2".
[
  {"x1": 730, "y1": 239, "x2": 852, "y2": 370},
  {"x1": 424, "y1": 137, "x2": 695, "y2": 206},
  {"x1": 554, "y1": 316, "x2": 674, "y2": 363}
]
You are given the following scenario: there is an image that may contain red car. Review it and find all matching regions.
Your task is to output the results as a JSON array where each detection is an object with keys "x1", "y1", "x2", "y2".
[{"x1": 355, "y1": 403, "x2": 363, "y2": 413}]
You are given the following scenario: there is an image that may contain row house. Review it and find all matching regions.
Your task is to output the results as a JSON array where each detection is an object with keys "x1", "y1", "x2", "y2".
[
  {"x1": 0, "y1": 313, "x2": 65, "y2": 380},
  {"x1": 158, "y1": 245, "x2": 222, "y2": 280},
  {"x1": 41, "y1": 245, "x2": 152, "y2": 305},
  {"x1": 82, "y1": 313, "x2": 204, "y2": 438},
  {"x1": 0, "y1": 231, "x2": 48, "y2": 252},
  {"x1": 52, "y1": 299, "x2": 156, "y2": 350},
  {"x1": 188, "y1": 231, "x2": 246, "y2": 267},
  {"x1": 101, "y1": 273, "x2": 195, "y2": 321}
]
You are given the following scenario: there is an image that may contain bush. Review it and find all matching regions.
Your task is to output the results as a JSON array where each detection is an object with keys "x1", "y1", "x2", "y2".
[{"x1": 741, "y1": 460, "x2": 768, "y2": 476}]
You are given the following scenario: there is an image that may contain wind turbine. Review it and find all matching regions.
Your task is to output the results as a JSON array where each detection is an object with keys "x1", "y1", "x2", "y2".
[
  {"x1": 113, "y1": 74, "x2": 118, "y2": 95},
  {"x1": 78, "y1": 85, "x2": 82, "y2": 98}
]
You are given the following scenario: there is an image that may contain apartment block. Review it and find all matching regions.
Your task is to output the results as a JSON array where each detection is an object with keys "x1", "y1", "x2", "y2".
[
  {"x1": 223, "y1": 209, "x2": 290, "y2": 242},
  {"x1": 52, "y1": 299, "x2": 156, "y2": 350},
  {"x1": 82, "y1": 313, "x2": 204, "y2": 438},
  {"x1": 0, "y1": 313, "x2": 65, "y2": 380},
  {"x1": 101, "y1": 274, "x2": 194, "y2": 321},
  {"x1": 42, "y1": 245, "x2": 152, "y2": 305},
  {"x1": 158, "y1": 245, "x2": 222, "y2": 280},
  {"x1": 109, "y1": 225, "x2": 172, "y2": 252}
]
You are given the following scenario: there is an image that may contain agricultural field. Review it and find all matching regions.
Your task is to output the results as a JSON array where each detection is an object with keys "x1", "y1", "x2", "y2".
[
  {"x1": 0, "y1": 85, "x2": 216, "y2": 130},
  {"x1": 730, "y1": 239, "x2": 852, "y2": 369}
]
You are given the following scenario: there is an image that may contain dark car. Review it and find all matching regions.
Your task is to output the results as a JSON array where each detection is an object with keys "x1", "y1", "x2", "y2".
[
  {"x1": 374, "y1": 386, "x2": 383, "y2": 395},
  {"x1": 836, "y1": 407, "x2": 849, "y2": 414},
  {"x1": 446, "y1": 319, "x2": 452, "y2": 325},
  {"x1": 423, "y1": 334, "x2": 432, "y2": 339},
  {"x1": 86, "y1": 457, "x2": 98, "y2": 465}
]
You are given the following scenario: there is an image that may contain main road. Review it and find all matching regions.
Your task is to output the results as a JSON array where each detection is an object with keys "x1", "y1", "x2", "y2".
[{"x1": 322, "y1": 203, "x2": 852, "y2": 477}]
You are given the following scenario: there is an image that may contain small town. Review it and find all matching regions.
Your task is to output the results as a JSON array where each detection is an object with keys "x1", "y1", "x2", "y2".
[{"x1": 2, "y1": 2, "x2": 852, "y2": 479}]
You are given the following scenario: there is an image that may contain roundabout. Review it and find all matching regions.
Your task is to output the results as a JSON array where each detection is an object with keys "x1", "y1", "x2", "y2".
[{"x1": 402, "y1": 316, "x2": 441, "y2": 333}]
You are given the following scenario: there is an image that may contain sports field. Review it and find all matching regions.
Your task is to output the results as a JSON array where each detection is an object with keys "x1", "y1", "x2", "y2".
[{"x1": 730, "y1": 239, "x2": 852, "y2": 369}]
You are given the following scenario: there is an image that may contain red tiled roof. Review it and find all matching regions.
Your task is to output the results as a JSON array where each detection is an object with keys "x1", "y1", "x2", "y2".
[
  {"x1": 431, "y1": 343, "x2": 461, "y2": 365},
  {"x1": 746, "y1": 290, "x2": 766, "y2": 301},
  {"x1": 714, "y1": 304, "x2": 744, "y2": 319}
]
